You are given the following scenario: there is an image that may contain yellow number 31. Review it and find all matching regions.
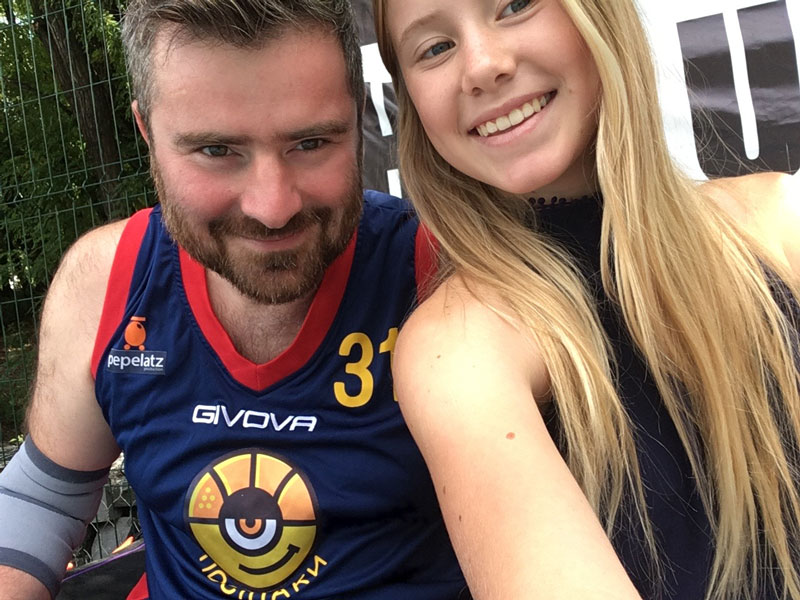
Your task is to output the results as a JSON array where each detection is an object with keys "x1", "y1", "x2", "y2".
[{"x1": 333, "y1": 328, "x2": 398, "y2": 408}]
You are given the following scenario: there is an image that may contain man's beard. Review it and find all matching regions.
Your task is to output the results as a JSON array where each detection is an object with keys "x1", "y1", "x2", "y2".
[{"x1": 152, "y1": 162, "x2": 362, "y2": 305}]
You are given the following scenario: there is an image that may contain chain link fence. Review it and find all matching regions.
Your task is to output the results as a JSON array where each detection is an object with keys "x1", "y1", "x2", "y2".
[{"x1": 1, "y1": 0, "x2": 153, "y2": 566}]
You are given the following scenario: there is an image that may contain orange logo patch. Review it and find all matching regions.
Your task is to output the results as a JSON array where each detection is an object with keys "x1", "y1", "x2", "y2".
[{"x1": 123, "y1": 316, "x2": 147, "y2": 350}]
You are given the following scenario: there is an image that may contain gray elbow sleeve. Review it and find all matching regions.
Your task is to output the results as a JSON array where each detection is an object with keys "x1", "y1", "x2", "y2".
[{"x1": 0, "y1": 437, "x2": 109, "y2": 598}]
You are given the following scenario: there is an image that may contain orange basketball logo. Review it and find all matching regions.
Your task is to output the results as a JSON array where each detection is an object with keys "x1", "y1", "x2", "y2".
[
  {"x1": 124, "y1": 316, "x2": 146, "y2": 350},
  {"x1": 185, "y1": 450, "x2": 318, "y2": 591}
]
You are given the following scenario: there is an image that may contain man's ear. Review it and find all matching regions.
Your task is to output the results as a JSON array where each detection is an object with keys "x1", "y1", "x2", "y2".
[{"x1": 132, "y1": 100, "x2": 150, "y2": 146}]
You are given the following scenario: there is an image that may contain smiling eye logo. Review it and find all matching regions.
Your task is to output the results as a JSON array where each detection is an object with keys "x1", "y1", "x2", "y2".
[{"x1": 185, "y1": 450, "x2": 318, "y2": 590}]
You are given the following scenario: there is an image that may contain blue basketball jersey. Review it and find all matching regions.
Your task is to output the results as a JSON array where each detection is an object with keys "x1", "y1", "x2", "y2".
[{"x1": 92, "y1": 192, "x2": 466, "y2": 599}]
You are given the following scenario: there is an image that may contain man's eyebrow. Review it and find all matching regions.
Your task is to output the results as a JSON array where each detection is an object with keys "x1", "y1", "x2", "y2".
[
  {"x1": 172, "y1": 132, "x2": 252, "y2": 148},
  {"x1": 282, "y1": 119, "x2": 353, "y2": 142},
  {"x1": 171, "y1": 120, "x2": 352, "y2": 148}
]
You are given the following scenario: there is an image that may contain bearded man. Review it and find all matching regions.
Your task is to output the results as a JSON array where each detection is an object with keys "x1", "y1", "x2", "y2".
[{"x1": 0, "y1": 1, "x2": 466, "y2": 598}]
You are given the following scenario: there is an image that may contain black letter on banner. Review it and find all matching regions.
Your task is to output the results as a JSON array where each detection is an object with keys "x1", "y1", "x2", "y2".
[{"x1": 677, "y1": 0, "x2": 800, "y2": 176}]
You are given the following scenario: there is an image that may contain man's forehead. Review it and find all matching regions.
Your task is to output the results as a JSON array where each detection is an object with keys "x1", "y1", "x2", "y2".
[
  {"x1": 144, "y1": 26, "x2": 356, "y2": 143},
  {"x1": 146, "y1": 24, "x2": 347, "y2": 106},
  {"x1": 148, "y1": 22, "x2": 331, "y2": 71}
]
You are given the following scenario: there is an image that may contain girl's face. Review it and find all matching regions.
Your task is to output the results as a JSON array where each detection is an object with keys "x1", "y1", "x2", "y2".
[{"x1": 386, "y1": 0, "x2": 601, "y2": 198}]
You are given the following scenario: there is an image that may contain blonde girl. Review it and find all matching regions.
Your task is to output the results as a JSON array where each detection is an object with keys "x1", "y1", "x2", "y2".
[{"x1": 373, "y1": 0, "x2": 800, "y2": 598}]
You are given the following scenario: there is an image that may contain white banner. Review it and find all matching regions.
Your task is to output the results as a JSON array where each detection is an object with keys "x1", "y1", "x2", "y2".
[{"x1": 642, "y1": 0, "x2": 800, "y2": 179}]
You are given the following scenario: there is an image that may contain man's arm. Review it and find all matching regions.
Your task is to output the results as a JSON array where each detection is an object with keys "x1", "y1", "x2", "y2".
[
  {"x1": 0, "y1": 220, "x2": 128, "y2": 599},
  {"x1": 0, "y1": 570, "x2": 50, "y2": 600}
]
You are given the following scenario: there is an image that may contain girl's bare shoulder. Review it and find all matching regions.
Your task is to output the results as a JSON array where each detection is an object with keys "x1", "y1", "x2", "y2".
[
  {"x1": 395, "y1": 274, "x2": 551, "y2": 407},
  {"x1": 702, "y1": 171, "x2": 800, "y2": 274}
]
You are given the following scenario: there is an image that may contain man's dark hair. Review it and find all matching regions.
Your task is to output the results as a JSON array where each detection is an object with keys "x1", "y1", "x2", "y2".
[{"x1": 121, "y1": 0, "x2": 364, "y2": 127}]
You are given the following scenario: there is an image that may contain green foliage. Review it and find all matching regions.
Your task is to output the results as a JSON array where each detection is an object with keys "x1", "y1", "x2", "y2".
[
  {"x1": 0, "y1": 0, "x2": 154, "y2": 442},
  {"x1": 0, "y1": 315, "x2": 35, "y2": 444}
]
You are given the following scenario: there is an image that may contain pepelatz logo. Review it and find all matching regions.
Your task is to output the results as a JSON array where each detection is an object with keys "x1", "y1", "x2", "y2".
[
  {"x1": 107, "y1": 349, "x2": 166, "y2": 374},
  {"x1": 106, "y1": 316, "x2": 167, "y2": 375}
]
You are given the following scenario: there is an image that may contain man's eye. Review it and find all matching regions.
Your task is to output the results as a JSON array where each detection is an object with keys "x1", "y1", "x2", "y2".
[
  {"x1": 296, "y1": 139, "x2": 324, "y2": 151},
  {"x1": 500, "y1": 0, "x2": 532, "y2": 18},
  {"x1": 201, "y1": 145, "x2": 230, "y2": 157},
  {"x1": 423, "y1": 41, "x2": 454, "y2": 59}
]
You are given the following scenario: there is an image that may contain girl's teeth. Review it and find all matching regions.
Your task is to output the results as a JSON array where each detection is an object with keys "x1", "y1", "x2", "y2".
[{"x1": 475, "y1": 93, "x2": 551, "y2": 137}]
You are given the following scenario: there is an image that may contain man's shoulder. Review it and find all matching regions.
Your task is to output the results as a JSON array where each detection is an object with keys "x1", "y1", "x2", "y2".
[
  {"x1": 57, "y1": 218, "x2": 131, "y2": 290},
  {"x1": 362, "y1": 189, "x2": 414, "y2": 213},
  {"x1": 47, "y1": 209, "x2": 153, "y2": 328},
  {"x1": 35, "y1": 217, "x2": 134, "y2": 381},
  {"x1": 357, "y1": 190, "x2": 419, "y2": 242},
  {"x1": 360, "y1": 190, "x2": 419, "y2": 236}
]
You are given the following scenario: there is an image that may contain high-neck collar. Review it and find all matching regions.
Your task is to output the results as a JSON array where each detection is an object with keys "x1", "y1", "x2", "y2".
[
  {"x1": 529, "y1": 193, "x2": 602, "y2": 209},
  {"x1": 528, "y1": 193, "x2": 604, "y2": 271}
]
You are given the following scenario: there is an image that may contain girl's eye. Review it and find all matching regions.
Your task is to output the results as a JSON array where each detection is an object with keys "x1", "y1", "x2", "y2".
[
  {"x1": 500, "y1": 0, "x2": 532, "y2": 18},
  {"x1": 423, "y1": 40, "x2": 454, "y2": 59},
  {"x1": 201, "y1": 145, "x2": 230, "y2": 157}
]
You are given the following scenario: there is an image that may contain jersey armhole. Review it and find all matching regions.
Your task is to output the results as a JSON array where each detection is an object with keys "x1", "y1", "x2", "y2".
[
  {"x1": 415, "y1": 223, "x2": 440, "y2": 303},
  {"x1": 90, "y1": 208, "x2": 153, "y2": 379}
]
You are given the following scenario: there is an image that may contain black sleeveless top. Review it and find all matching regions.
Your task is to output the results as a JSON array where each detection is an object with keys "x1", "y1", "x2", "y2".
[{"x1": 534, "y1": 197, "x2": 715, "y2": 599}]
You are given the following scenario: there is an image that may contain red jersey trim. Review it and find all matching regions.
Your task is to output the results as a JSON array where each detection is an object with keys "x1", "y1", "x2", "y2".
[
  {"x1": 126, "y1": 573, "x2": 148, "y2": 600},
  {"x1": 415, "y1": 224, "x2": 439, "y2": 303},
  {"x1": 180, "y1": 231, "x2": 357, "y2": 391},
  {"x1": 91, "y1": 208, "x2": 154, "y2": 379}
]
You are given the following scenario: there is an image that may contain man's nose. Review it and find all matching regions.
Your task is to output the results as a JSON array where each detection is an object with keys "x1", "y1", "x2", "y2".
[{"x1": 238, "y1": 156, "x2": 303, "y2": 229}]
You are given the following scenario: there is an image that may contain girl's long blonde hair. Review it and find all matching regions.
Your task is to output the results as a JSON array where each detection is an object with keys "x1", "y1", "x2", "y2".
[{"x1": 373, "y1": 1, "x2": 800, "y2": 597}]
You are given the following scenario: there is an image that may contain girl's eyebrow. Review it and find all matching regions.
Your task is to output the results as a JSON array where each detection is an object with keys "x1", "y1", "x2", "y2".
[{"x1": 398, "y1": 11, "x2": 444, "y2": 49}]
